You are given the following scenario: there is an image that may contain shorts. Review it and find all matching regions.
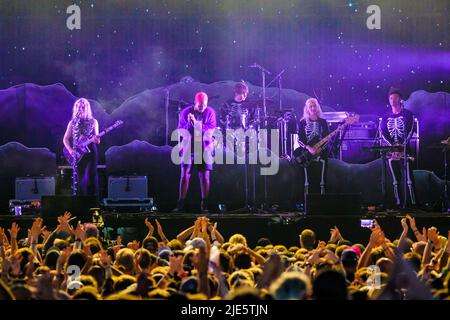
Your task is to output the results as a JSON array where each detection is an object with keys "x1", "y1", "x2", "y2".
[{"x1": 181, "y1": 153, "x2": 213, "y2": 171}]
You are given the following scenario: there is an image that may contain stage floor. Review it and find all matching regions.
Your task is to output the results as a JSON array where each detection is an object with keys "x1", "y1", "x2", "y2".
[{"x1": 1, "y1": 209, "x2": 448, "y2": 247}]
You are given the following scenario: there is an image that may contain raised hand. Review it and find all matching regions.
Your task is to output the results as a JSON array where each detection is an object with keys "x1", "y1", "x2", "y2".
[
  {"x1": 427, "y1": 227, "x2": 440, "y2": 247},
  {"x1": 155, "y1": 219, "x2": 163, "y2": 234},
  {"x1": 329, "y1": 226, "x2": 341, "y2": 243},
  {"x1": 323, "y1": 249, "x2": 340, "y2": 264},
  {"x1": 10, "y1": 253, "x2": 23, "y2": 276},
  {"x1": 316, "y1": 240, "x2": 327, "y2": 249},
  {"x1": 420, "y1": 227, "x2": 427, "y2": 242},
  {"x1": 99, "y1": 250, "x2": 111, "y2": 268},
  {"x1": 406, "y1": 214, "x2": 417, "y2": 230},
  {"x1": 0, "y1": 227, "x2": 5, "y2": 245},
  {"x1": 445, "y1": 231, "x2": 450, "y2": 254},
  {"x1": 73, "y1": 222, "x2": 86, "y2": 241},
  {"x1": 144, "y1": 218, "x2": 154, "y2": 233},
  {"x1": 210, "y1": 222, "x2": 218, "y2": 238},
  {"x1": 41, "y1": 226, "x2": 51, "y2": 242},
  {"x1": 259, "y1": 251, "x2": 284, "y2": 288},
  {"x1": 200, "y1": 217, "x2": 208, "y2": 234},
  {"x1": 401, "y1": 218, "x2": 409, "y2": 233},
  {"x1": 83, "y1": 244, "x2": 92, "y2": 257},
  {"x1": 30, "y1": 218, "x2": 44, "y2": 244},
  {"x1": 57, "y1": 211, "x2": 75, "y2": 234},
  {"x1": 8, "y1": 222, "x2": 20, "y2": 240},
  {"x1": 369, "y1": 228, "x2": 385, "y2": 247},
  {"x1": 127, "y1": 240, "x2": 140, "y2": 251},
  {"x1": 57, "y1": 247, "x2": 72, "y2": 270},
  {"x1": 307, "y1": 248, "x2": 322, "y2": 265}
]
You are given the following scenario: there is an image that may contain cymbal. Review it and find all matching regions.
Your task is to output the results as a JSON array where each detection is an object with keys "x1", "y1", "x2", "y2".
[
  {"x1": 237, "y1": 98, "x2": 274, "y2": 107},
  {"x1": 168, "y1": 99, "x2": 190, "y2": 106}
]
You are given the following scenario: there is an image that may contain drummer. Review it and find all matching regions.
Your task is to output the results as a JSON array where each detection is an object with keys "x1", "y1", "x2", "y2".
[{"x1": 221, "y1": 82, "x2": 250, "y2": 130}]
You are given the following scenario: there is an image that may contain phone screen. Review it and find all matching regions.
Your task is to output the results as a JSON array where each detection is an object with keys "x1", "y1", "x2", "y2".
[{"x1": 360, "y1": 219, "x2": 374, "y2": 228}]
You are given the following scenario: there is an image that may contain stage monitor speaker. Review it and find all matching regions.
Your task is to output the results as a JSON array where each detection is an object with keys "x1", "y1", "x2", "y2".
[
  {"x1": 15, "y1": 177, "x2": 55, "y2": 201},
  {"x1": 41, "y1": 196, "x2": 99, "y2": 221},
  {"x1": 108, "y1": 176, "x2": 148, "y2": 199},
  {"x1": 305, "y1": 193, "x2": 362, "y2": 215}
]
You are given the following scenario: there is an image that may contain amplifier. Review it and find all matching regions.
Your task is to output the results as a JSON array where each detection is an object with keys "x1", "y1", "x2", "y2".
[
  {"x1": 108, "y1": 176, "x2": 148, "y2": 200},
  {"x1": 341, "y1": 140, "x2": 379, "y2": 164},
  {"x1": 15, "y1": 177, "x2": 55, "y2": 201},
  {"x1": 343, "y1": 122, "x2": 378, "y2": 140}
]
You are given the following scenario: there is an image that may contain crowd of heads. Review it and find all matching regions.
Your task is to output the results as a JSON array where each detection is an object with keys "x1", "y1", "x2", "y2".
[{"x1": 0, "y1": 213, "x2": 449, "y2": 300}]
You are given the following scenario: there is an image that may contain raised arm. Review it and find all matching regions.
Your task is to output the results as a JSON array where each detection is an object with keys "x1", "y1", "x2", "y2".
[
  {"x1": 144, "y1": 218, "x2": 155, "y2": 238},
  {"x1": 176, "y1": 225, "x2": 195, "y2": 245},
  {"x1": 155, "y1": 219, "x2": 169, "y2": 244},
  {"x1": 8, "y1": 222, "x2": 20, "y2": 256},
  {"x1": 209, "y1": 222, "x2": 224, "y2": 245}
]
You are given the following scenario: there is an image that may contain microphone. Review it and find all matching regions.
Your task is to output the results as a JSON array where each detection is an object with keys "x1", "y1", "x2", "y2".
[{"x1": 248, "y1": 63, "x2": 271, "y2": 75}]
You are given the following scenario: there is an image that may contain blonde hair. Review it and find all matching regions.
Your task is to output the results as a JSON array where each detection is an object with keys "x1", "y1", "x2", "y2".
[
  {"x1": 229, "y1": 234, "x2": 247, "y2": 247},
  {"x1": 302, "y1": 98, "x2": 323, "y2": 121},
  {"x1": 72, "y1": 98, "x2": 93, "y2": 119}
]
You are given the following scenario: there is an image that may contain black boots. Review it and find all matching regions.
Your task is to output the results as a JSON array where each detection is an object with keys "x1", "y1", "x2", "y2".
[
  {"x1": 201, "y1": 199, "x2": 209, "y2": 214},
  {"x1": 171, "y1": 199, "x2": 186, "y2": 213},
  {"x1": 172, "y1": 199, "x2": 210, "y2": 214}
]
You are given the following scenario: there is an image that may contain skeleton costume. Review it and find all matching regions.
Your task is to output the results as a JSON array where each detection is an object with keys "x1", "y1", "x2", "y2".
[
  {"x1": 380, "y1": 108, "x2": 416, "y2": 206},
  {"x1": 298, "y1": 118, "x2": 330, "y2": 196},
  {"x1": 71, "y1": 117, "x2": 99, "y2": 196}
]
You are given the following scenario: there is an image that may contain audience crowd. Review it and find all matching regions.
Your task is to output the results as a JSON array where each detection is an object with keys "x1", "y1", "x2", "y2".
[{"x1": 0, "y1": 212, "x2": 449, "y2": 300}]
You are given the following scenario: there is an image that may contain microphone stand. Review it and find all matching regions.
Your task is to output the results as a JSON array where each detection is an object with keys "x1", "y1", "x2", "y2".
[
  {"x1": 230, "y1": 64, "x2": 272, "y2": 214},
  {"x1": 164, "y1": 88, "x2": 170, "y2": 146},
  {"x1": 442, "y1": 145, "x2": 450, "y2": 212},
  {"x1": 252, "y1": 63, "x2": 272, "y2": 212}
]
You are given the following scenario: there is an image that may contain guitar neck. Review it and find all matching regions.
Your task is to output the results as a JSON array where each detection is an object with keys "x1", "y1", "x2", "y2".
[
  {"x1": 81, "y1": 129, "x2": 109, "y2": 147},
  {"x1": 314, "y1": 123, "x2": 349, "y2": 148}
]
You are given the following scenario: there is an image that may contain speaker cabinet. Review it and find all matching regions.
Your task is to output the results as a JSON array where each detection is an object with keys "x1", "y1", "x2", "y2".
[
  {"x1": 108, "y1": 176, "x2": 148, "y2": 200},
  {"x1": 15, "y1": 177, "x2": 55, "y2": 201},
  {"x1": 305, "y1": 193, "x2": 362, "y2": 215}
]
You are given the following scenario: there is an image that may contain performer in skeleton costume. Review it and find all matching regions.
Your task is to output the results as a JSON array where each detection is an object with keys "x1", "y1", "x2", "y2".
[
  {"x1": 297, "y1": 98, "x2": 330, "y2": 196},
  {"x1": 380, "y1": 87, "x2": 416, "y2": 207},
  {"x1": 63, "y1": 98, "x2": 100, "y2": 196}
]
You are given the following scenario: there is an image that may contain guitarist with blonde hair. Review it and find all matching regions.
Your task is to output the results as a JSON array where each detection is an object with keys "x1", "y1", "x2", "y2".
[
  {"x1": 63, "y1": 98, "x2": 100, "y2": 196},
  {"x1": 297, "y1": 98, "x2": 330, "y2": 196}
]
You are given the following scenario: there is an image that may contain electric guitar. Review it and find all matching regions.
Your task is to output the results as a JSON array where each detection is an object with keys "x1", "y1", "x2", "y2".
[
  {"x1": 64, "y1": 120, "x2": 123, "y2": 165},
  {"x1": 293, "y1": 115, "x2": 360, "y2": 167}
]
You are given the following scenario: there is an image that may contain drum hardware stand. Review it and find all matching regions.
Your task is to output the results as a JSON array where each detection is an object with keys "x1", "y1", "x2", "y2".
[
  {"x1": 164, "y1": 87, "x2": 170, "y2": 145},
  {"x1": 428, "y1": 142, "x2": 450, "y2": 213},
  {"x1": 248, "y1": 63, "x2": 274, "y2": 212},
  {"x1": 442, "y1": 144, "x2": 450, "y2": 213}
]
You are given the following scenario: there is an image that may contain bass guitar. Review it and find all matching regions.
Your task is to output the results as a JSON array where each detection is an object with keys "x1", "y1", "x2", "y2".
[
  {"x1": 293, "y1": 115, "x2": 359, "y2": 167},
  {"x1": 64, "y1": 120, "x2": 123, "y2": 165}
]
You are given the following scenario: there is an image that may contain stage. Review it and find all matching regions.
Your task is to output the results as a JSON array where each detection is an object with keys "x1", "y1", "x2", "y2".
[{"x1": 1, "y1": 209, "x2": 448, "y2": 247}]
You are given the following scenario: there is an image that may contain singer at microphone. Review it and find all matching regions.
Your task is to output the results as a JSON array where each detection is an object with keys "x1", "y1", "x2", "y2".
[{"x1": 174, "y1": 92, "x2": 217, "y2": 214}]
